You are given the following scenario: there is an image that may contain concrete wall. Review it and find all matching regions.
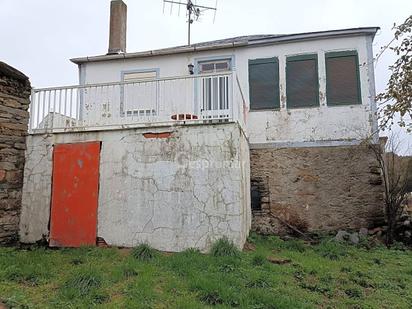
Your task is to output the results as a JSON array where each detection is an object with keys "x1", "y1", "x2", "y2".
[
  {"x1": 19, "y1": 122, "x2": 251, "y2": 252},
  {"x1": 0, "y1": 62, "x2": 30, "y2": 245},
  {"x1": 79, "y1": 34, "x2": 377, "y2": 145},
  {"x1": 250, "y1": 145, "x2": 384, "y2": 234}
]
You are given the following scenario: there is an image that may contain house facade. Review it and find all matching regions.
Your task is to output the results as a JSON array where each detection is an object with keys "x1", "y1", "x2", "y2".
[{"x1": 19, "y1": 0, "x2": 383, "y2": 251}]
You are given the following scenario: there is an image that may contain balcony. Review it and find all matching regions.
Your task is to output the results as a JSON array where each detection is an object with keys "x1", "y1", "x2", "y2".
[{"x1": 29, "y1": 72, "x2": 247, "y2": 134}]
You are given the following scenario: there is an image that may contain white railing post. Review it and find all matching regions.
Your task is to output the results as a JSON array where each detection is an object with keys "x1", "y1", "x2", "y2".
[{"x1": 28, "y1": 89, "x2": 35, "y2": 133}]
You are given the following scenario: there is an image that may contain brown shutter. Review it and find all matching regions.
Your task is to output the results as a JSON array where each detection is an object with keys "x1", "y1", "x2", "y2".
[
  {"x1": 249, "y1": 58, "x2": 280, "y2": 110},
  {"x1": 326, "y1": 51, "x2": 361, "y2": 105},
  {"x1": 286, "y1": 54, "x2": 319, "y2": 108}
]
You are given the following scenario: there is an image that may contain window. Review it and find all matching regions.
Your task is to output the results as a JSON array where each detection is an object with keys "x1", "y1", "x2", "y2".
[
  {"x1": 248, "y1": 58, "x2": 280, "y2": 110},
  {"x1": 198, "y1": 59, "x2": 231, "y2": 116},
  {"x1": 286, "y1": 54, "x2": 319, "y2": 108},
  {"x1": 326, "y1": 51, "x2": 361, "y2": 106},
  {"x1": 121, "y1": 70, "x2": 158, "y2": 116},
  {"x1": 198, "y1": 59, "x2": 231, "y2": 73}
]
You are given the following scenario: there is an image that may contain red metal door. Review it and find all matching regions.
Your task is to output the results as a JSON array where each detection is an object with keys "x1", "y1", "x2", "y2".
[{"x1": 49, "y1": 142, "x2": 101, "y2": 247}]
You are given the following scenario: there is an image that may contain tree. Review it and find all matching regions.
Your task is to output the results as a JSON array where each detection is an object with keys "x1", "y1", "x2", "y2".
[
  {"x1": 368, "y1": 133, "x2": 409, "y2": 245},
  {"x1": 377, "y1": 15, "x2": 412, "y2": 132}
]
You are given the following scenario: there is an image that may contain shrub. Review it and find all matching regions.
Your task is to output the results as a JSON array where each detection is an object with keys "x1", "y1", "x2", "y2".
[
  {"x1": 131, "y1": 243, "x2": 156, "y2": 261},
  {"x1": 210, "y1": 238, "x2": 240, "y2": 257}
]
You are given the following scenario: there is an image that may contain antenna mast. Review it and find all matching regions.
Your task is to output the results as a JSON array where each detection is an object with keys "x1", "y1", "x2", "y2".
[{"x1": 163, "y1": 0, "x2": 217, "y2": 45}]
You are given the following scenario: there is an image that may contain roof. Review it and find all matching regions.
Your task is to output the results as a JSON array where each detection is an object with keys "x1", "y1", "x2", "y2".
[{"x1": 70, "y1": 27, "x2": 380, "y2": 64}]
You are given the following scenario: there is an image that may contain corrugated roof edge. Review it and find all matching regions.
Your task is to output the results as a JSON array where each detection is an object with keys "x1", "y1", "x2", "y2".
[{"x1": 70, "y1": 27, "x2": 380, "y2": 64}]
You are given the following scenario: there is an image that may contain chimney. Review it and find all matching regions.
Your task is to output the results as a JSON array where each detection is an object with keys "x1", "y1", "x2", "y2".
[{"x1": 107, "y1": 0, "x2": 127, "y2": 55}]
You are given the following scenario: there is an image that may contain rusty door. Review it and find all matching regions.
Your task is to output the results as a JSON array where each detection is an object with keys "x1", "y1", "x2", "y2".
[{"x1": 49, "y1": 142, "x2": 101, "y2": 247}]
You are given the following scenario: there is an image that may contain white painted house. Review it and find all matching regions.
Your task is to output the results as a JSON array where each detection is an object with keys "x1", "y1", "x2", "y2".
[{"x1": 19, "y1": 0, "x2": 382, "y2": 251}]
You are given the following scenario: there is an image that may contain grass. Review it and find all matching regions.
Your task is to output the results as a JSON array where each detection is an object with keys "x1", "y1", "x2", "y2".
[
  {"x1": 0, "y1": 235, "x2": 411, "y2": 308},
  {"x1": 131, "y1": 243, "x2": 157, "y2": 261}
]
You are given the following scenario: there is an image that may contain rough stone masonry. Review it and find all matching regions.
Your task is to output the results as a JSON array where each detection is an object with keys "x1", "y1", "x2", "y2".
[
  {"x1": 250, "y1": 145, "x2": 385, "y2": 235},
  {"x1": 0, "y1": 62, "x2": 30, "y2": 245}
]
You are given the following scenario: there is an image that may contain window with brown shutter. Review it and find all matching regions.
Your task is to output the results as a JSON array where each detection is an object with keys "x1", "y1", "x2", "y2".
[
  {"x1": 248, "y1": 57, "x2": 280, "y2": 110},
  {"x1": 286, "y1": 54, "x2": 319, "y2": 108},
  {"x1": 325, "y1": 51, "x2": 361, "y2": 106}
]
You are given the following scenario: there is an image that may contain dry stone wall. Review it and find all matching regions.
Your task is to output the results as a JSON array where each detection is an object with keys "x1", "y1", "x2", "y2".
[
  {"x1": 0, "y1": 62, "x2": 30, "y2": 244},
  {"x1": 250, "y1": 145, "x2": 385, "y2": 235}
]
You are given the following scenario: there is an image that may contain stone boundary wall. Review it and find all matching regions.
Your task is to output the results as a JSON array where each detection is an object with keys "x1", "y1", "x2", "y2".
[
  {"x1": 250, "y1": 145, "x2": 384, "y2": 235},
  {"x1": 0, "y1": 62, "x2": 30, "y2": 245}
]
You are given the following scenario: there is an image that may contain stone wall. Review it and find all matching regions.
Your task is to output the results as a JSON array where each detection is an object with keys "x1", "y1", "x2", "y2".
[
  {"x1": 250, "y1": 145, "x2": 384, "y2": 235},
  {"x1": 0, "y1": 62, "x2": 30, "y2": 244}
]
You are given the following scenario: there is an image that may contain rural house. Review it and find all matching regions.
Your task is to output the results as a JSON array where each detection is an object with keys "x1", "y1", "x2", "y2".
[{"x1": 19, "y1": 0, "x2": 383, "y2": 251}]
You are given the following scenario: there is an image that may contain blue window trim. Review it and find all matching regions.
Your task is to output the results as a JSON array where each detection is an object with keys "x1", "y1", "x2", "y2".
[
  {"x1": 193, "y1": 54, "x2": 235, "y2": 74},
  {"x1": 119, "y1": 68, "x2": 160, "y2": 116}
]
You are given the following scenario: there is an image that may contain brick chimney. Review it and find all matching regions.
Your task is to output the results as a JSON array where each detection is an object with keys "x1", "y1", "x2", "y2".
[{"x1": 107, "y1": 0, "x2": 127, "y2": 55}]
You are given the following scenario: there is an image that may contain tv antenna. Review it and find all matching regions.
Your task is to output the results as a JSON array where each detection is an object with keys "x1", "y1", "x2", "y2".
[{"x1": 163, "y1": 0, "x2": 217, "y2": 45}]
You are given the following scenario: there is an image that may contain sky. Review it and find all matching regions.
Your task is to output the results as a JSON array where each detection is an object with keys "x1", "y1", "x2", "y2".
[{"x1": 0, "y1": 0, "x2": 411, "y2": 152}]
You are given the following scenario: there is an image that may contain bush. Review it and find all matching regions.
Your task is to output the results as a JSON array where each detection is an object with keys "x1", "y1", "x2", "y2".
[
  {"x1": 131, "y1": 243, "x2": 156, "y2": 261},
  {"x1": 210, "y1": 238, "x2": 240, "y2": 257}
]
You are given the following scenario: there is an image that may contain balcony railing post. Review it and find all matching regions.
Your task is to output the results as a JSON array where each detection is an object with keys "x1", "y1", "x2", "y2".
[{"x1": 28, "y1": 89, "x2": 35, "y2": 133}]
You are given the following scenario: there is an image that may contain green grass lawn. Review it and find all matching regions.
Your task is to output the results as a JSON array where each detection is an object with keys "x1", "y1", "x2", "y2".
[{"x1": 0, "y1": 235, "x2": 411, "y2": 308}]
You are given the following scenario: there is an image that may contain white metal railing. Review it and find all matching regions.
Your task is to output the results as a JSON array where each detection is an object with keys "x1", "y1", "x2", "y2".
[{"x1": 29, "y1": 72, "x2": 244, "y2": 133}]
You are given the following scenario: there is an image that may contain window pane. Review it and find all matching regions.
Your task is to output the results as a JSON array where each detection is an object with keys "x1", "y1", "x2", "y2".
[
  {"x1": 326, "y1": 54, "x2": 361, "y2": 105},
  {"x1": 286, "y1": 56, "x2": 319, "y2": 108},
  {"x1": 199, "y1": 60, "x2": 231, "y2": 73},
  {"x1": 215, "y1": 62, "x2": 229, "y2": 71},
  {"x1": 249, "y1": 58, "x2": 280, "y2": 110},
  {"x1": 200, "y1": 63, "x2": 215, "y2": 73}
]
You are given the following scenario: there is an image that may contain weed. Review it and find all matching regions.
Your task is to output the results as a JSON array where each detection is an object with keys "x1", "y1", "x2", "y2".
[
  {"x1": 218, "y1": 263, "x2": 235, "y2": 273},
  {"x1": 131, "y1": 243, "x2": 156, "y2": 261},
  {"x1": 251, "y1": 253, "x2": 266, "y2": 266},
  {"x1": 246, "y1": 278, "x2": 271, "y2": 288},
  {"x1": 182, "y1": 247, "x2": 201, "y2": 255},
  {"x1": 210, "y1": 237, "x2": 240, "y2": 257},
  {"x1": 122, "y1": 265, "x2": 138, "y2": 278},
  {"x1": 316, "y1": 239, "x2": 348, "y2": 260},
  {"x1": 340, "y1": 266, "x2": 352, "y2": 273},
  {"x1": 282, "y1": 239, "x2": 306, "y2": 252},
  {"x1": 344, "y1": 287, "x2": 363, "y2": 298},
  {"x1": 199, "y1": 290, "x2": 223, "y2": 305},
  {"x1": 62, "y1": 268, "x2": 102, "y2": 297}
]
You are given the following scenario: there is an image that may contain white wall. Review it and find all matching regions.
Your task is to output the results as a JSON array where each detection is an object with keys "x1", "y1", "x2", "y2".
[
  {"x1": 19, "y1": 122, "x2": 251, "y2": 252},
  {"x1": 80, "y1": 34, "x2": 377, "y2": 145}
]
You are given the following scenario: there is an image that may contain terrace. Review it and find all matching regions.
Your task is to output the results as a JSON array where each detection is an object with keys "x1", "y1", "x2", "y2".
[{"x1": 28, "y1": 71, "x2": 247, "y2": 134}]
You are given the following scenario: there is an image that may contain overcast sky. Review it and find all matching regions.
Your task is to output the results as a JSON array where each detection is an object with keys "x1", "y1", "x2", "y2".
[{"x1": 0, "y1": 0, "x2": 411, "y2": 151}]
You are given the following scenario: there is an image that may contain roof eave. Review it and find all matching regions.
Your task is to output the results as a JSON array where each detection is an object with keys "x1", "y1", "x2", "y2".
[{"x1": 70, "y1": 27, "x2": 380, "y2": 65}]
